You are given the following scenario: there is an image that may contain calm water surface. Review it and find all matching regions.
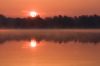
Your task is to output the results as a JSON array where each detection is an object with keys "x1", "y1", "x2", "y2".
[{"x1": 0, "y1": 29, "x2": 100, "y2": 66}]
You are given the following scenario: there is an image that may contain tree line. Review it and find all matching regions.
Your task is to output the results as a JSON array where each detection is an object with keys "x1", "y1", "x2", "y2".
[{"x1": 0, "y1": 14, "x2": 100, "y2": 29}]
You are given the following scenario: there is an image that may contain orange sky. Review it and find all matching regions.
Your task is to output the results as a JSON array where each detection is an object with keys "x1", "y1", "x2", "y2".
[{"x1": 0, "y1": 0, "x2": 100, "y2": 18}]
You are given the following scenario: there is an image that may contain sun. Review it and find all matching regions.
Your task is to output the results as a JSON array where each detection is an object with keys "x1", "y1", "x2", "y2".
[
  {"x1": 30, "y1": 40, "x2": 37, "y2": 47},
  {"x1": 30, "y1": 12, "x2": 37, "y2": 17}
]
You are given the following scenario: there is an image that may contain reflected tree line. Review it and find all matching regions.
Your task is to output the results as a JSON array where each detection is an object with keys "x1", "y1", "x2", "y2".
[
  {"x1": 0, "y1": 14, "x2": 100, "y2": 28},
  {"x1": 0, "y1": 30, "x2": 100, "y2": 44}
]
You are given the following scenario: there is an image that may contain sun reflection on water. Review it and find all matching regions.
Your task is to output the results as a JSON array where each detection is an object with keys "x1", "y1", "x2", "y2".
[
  {"x1": 30, "y1": 40, "x2": 37, "y2": 47},
  {"x1": 22, "y1": 40, "x2": 37, "y2": 49}
]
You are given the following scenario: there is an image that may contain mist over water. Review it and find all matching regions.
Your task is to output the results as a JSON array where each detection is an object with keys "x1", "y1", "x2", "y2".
[{"x1": 0, "y1": 29, "x2": 100, "y2": 44}]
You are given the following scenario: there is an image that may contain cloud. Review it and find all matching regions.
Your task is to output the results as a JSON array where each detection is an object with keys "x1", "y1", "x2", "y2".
[{"x1": 0, "y1": 30, "x2": 100, "y2": 44}]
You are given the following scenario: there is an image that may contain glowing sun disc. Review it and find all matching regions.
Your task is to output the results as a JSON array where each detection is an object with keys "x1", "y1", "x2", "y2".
[
  {"x1": 30, "y1": 12, "x2": 37, "y2": 17},
  {"x1": 30, "y1": 41, "x2": 36, "y2": 47}
]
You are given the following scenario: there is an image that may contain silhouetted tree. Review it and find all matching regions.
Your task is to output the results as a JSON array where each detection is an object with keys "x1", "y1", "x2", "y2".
[{"x1": 0, "y1": 14, "x2": 100, "y2": 29}]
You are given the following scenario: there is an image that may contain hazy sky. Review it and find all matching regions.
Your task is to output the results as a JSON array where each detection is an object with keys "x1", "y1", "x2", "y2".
[{"x1": 0, "y1": 0, "x2": 100, "y2": 18}]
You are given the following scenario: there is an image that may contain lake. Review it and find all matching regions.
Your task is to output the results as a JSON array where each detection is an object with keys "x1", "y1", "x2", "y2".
[{"x1": 0, "y1": 29, "x2": 100, "y2": 66}]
